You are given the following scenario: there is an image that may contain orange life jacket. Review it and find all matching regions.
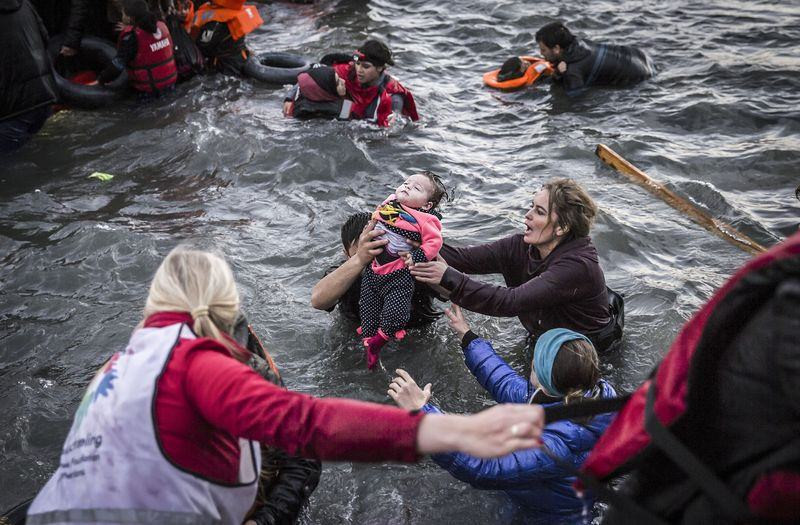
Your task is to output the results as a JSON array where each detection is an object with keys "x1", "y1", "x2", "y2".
[
  {"x1": 191, "y1": 2, "x2": 263, "y2": 41},
  {"x1": 483, "y1": 56, "x2": 553, "y2": 91}
]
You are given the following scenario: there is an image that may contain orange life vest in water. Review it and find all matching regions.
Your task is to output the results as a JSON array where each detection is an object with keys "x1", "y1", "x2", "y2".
[
  {"x1": 191, "y1": 1, "x2": 263, "y2": 41},
  {"x1": 483, "y1": 56, "x2": 553, "y2": 91}
]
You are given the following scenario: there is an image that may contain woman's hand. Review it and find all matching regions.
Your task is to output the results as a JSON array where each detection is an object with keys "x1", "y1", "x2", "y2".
[
  {"x1": 354, "y1": 220, "x2": 388, "y2": 266},
  {"x1": 388, "y1": 369, "x2": 431, "y2": 411},
  {"x1": 416, "y1": 404, "x2": 544, "y2": 458},
  {"x1": 444, "y1": 304, "x2": 470, "y2": 338},
  {"x1": 408, "y1": 259, "x2": 448, "y2": 285}
]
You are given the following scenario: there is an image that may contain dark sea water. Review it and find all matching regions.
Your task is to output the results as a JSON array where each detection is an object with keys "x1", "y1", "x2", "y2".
[{"x1": 1, "y1": 0, "x2": 799, "y2": 523}]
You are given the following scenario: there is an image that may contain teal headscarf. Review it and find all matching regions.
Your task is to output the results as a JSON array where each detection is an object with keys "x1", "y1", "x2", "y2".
[{"x1": 533, "y1": 328, "x2": 592, "y2": 397}]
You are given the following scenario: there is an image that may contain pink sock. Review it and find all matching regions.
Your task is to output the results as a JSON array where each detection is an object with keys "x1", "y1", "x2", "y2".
[{"x1": 363, "y1": 329, "x2": 390, "y2": 370}]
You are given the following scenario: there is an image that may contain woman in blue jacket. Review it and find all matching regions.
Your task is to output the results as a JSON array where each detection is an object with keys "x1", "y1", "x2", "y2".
[{"x1": 389, "y1": 305, "x2": 616, "y2": 521}]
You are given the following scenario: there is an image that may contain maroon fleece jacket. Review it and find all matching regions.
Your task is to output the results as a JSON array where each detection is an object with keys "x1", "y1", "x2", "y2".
[{"x1": 440, "y1": 234, "x2": 610, "y2": 337}]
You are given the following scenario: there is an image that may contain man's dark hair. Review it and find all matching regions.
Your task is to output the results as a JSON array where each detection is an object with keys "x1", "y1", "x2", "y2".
[
  {"x1": 497, "y1": 57, "x2": 525, "y2": 82},
  {"x1": 341, "y1": 212, "x2": 371, "y2": 252},
  {"x1": 357, "y1": 39, "x2": 394, "y2": 67},
  {"x1": 535, "y1": 22, "x2": 575, "y2": 48},
  {"x1": 419, "y1": 171, "x2": 448, "y2": 211},
  {"x1": 122, "y1": 0, "x2": 158, "y2": 34}
]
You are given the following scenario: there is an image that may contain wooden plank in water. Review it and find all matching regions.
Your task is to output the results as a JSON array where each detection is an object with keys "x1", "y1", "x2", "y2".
[{"x1": 595, "y1": 144, "x2": 766, "y2": 256}]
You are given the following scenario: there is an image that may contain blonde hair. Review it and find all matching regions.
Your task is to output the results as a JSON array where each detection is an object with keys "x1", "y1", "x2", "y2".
[{"x1": 144, "y1": 246, "x2": 245, "y2": 360}]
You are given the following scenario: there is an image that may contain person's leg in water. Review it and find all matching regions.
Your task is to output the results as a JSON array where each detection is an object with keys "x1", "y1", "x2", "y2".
[
  {"x1": 236, "y1": 317, "x2": 322, "y2": 525},
  {"x1": 0, "y1": 106, "x2": 51, "y2": 154}
]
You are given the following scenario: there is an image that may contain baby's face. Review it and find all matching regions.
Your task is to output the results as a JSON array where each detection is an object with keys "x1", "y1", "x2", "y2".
[
  {"x1": 395, "y1": 174, "x2": 434, "y2": 209},
  {"x1": 334, "y1": 73, "x2": 346, "y2": 97}
]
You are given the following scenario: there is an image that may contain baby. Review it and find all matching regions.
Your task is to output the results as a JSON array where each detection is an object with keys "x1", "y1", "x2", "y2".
[
  {"x1": 286, "y1": 65, "x2": 350, "y2": 119},
  {"x1": 497, "y1": 57, "x2": 531, "y2": 82},
  {"x1": 359, "y1": 171, "x2": 447, "y2": 369}
]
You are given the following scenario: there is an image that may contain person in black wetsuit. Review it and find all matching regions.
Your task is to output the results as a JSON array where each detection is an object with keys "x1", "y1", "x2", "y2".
[{"x1": 535, "y1": 21, "x2": 654, "y2": 97}]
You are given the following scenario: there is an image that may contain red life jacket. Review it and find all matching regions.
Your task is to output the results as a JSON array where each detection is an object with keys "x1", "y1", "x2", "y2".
[
  {"x1": 119, "y1": 22, "x2": 178, "y2": 93},
  {"x1": 581, "y1": 230, "x2": 800, "y2": 521},
  {"x1": 332, "y1": 63, "x2": 419, "y2": 127}
]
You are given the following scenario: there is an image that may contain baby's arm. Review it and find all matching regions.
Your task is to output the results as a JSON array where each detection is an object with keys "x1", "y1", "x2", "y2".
[{"x1": 409, "y1": 215, "x2": 443, "y2": 264}]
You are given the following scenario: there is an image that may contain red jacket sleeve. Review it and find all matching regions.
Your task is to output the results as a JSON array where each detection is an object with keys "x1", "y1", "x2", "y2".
[{"x1": 183, "y1": 343, "x2": 423, "y2": 463}]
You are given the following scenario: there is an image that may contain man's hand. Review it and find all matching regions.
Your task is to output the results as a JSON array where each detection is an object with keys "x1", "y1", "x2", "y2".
[
  {"x1": 444, "y1": 304, "x2": 470, "y2": 338},
  {"x1": 354, "y1": 220, "x2": 388, "y2": 266},
  {"x1": 557, "y1": 61, "x2": 567, "y2": 74},
  {"x1": 59, "y1": 45, "x2": 78, "y2": 56},
  {"x1": 282, "y1": 101, "x2": 293, "y2": 117},
  {"x1": 388, "y1": 369, "x2": 431, "y2": 411}
]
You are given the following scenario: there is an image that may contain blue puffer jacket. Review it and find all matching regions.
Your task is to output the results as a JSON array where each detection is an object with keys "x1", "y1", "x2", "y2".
[{"x1": 422, "y1": 337, "x2": 617, "y2": 517}]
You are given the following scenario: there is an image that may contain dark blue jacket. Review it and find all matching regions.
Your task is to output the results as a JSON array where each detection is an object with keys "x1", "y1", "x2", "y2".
[{"x1": 422, "y1": 337, "x2": 616, "y2": 517}]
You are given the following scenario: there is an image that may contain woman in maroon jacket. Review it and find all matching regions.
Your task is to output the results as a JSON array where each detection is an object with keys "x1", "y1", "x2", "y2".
[
  {"x1": 27, "y1": 246, "x2": 544, "y2": 525},
  {"x1": 408, "y1": 178, "x2": 621, "y2": 351}
]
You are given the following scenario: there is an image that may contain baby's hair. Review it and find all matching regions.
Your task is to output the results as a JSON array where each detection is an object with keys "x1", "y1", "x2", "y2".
[
  {"x1": 498, "y1": 57, "x2": 524, "y2": 82},
  {"x1": 418, "y1": 170, "x2": 448, "y2": 210}
]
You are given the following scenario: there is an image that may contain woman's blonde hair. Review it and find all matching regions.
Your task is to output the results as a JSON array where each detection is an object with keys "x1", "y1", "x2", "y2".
[{"x1": 144, "y1": 246, "x2": 245, "y2": 360}]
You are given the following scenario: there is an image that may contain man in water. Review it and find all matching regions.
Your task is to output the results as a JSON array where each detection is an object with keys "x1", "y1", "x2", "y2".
[
  {"x1": 535, "y1": 21, "x2": 654, "y2": 96},
  {"x1": 310, "y1": 212, "x2": 441, "y2": 327}
]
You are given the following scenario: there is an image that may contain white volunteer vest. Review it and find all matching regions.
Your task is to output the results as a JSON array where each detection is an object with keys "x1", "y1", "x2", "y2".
[{"x1": 27, "y1": 323, "x2": 260, "y2": 525}]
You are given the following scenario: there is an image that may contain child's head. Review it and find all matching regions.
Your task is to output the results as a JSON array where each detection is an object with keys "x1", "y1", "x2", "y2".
[
  {"x1": 121, "y1": 0, "x2": 158, "y2": 33},
  {"x1": 531, "y1": 329, "x2": 599, "y2": 402},
  {"x1": 394, "y1": 171, "x2": 447, "y2": 211},
  {"x1": 297, "y1": 65, "x2": 346, "y2": 102},
  {"x1": 497, "y1": 57, "x2": 529, "y2": 82}
]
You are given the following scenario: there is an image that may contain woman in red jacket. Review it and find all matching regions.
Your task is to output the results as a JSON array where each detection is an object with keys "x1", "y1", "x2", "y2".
[{"x1": 27, "y1": 246, "x2": 544, "y2": 524}]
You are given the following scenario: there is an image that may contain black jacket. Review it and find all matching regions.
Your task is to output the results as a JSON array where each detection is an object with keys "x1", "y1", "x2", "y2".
[
  {"x1": 0, "y1": 0, "x2": 57, "y2": 121},
  {"x1": 555, "y1": 37, "x2": 653, "y2": 96},
  {"x1": 31, "y1": 0, "x2": 116, "y2": 49}
]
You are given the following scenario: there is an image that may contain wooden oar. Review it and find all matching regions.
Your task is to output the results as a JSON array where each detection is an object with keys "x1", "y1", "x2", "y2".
[{"x1": 595, "y1": 144, "x2": 766, "y2": 256}]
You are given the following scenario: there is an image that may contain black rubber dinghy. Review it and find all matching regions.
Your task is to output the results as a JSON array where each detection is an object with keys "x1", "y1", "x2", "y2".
[
  {"x1": 244, "y1": 52, "x2": 311, "y2": 85},
  {"x1": 48, "y1": 35, "x2": 129, "y2": 109}
]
